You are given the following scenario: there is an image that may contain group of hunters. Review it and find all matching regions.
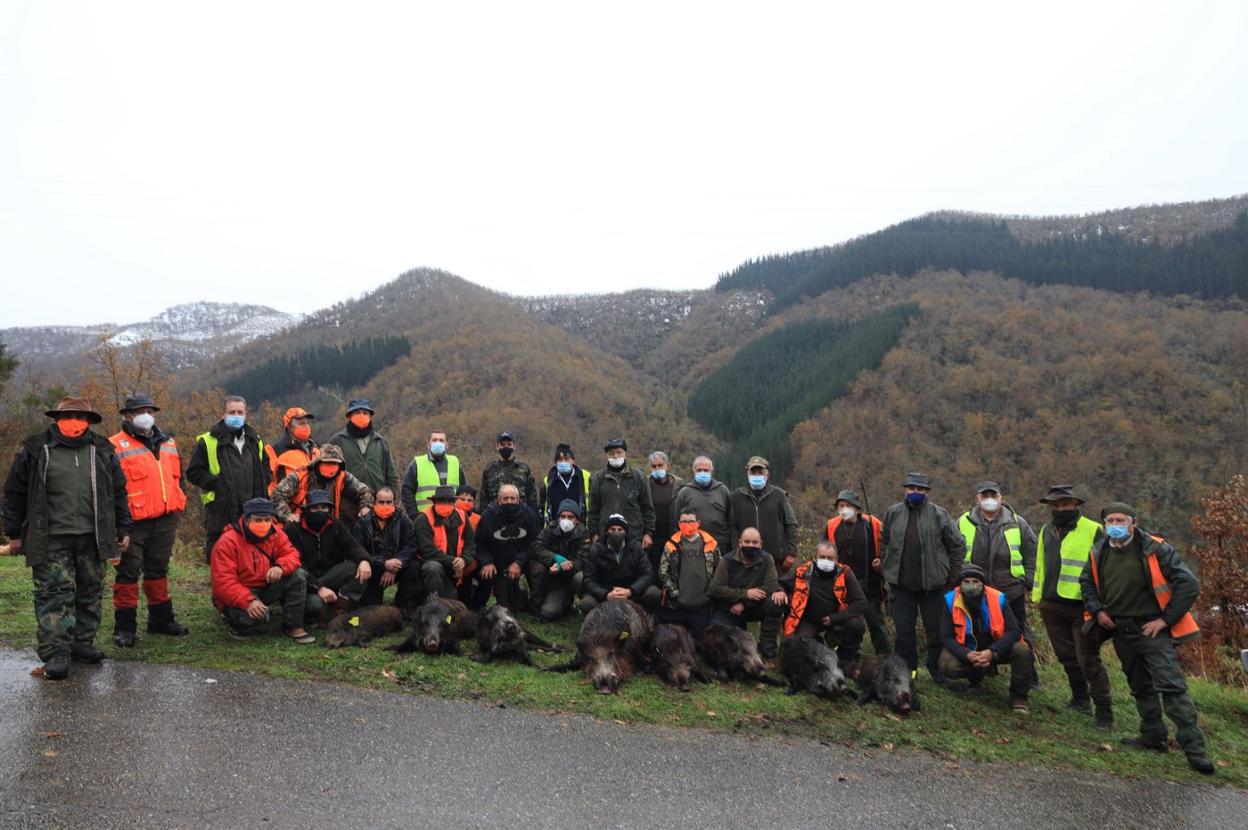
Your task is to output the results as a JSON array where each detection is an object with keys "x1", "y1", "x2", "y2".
[{"x1": 1, "y1": 394, "x2": 1217, "y2": 774}]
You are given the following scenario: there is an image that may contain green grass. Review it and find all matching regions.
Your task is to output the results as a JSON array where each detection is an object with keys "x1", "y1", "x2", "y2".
[{"x1": 1, "y1": 545, "x2": 1245, "y2": 789}]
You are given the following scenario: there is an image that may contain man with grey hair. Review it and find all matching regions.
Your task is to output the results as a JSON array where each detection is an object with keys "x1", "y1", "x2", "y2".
[
  {"x1": 673, "y1": 455, "x2": 732, "y2": 552},
  {"x1": 646, "y1": 450, "x2": 684, "y2": 581},
  {"x1": 187, "y1": 395, "x2": 272, "y2": 562}
]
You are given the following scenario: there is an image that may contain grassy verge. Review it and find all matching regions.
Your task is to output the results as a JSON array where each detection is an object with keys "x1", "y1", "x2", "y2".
[{"x1": 1, "y1": 545, "x2": 1244, "y2": 789}]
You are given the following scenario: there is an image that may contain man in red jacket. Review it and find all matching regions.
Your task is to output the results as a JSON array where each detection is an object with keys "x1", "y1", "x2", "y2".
[{"x1": 210, "y1": 497, "x2": 314, "y2": 643}]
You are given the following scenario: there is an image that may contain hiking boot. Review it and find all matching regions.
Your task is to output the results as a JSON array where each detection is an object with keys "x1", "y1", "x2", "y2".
[
  {"x1": 1121, "y1": 736, "x2": 1168, "y2": 753},
  {"x1": 71, "y1": 644, "x2": 106, "y2": 664},
  {"x1": 928, "y1": 668, "x2": 948, "y2": 686},
  {"x1": 1093, "y1": 701, "x2": 1114, "y2": 730},
  {"x1": 1187, "y1": 754, "x2": 1216, "y2": 775},
  {"x1": 1010, "y1": 698, "x2": 1030, "y2": 714},
  {"x1": 147, "y1": 601, "x2": 190, "y2": 636},
  {"x1": 1066, "y1": 697, "x2": 1092, "y2": 715},
  {"x1": 44, "y1": 652, "x2": 71, "y2": 680}
]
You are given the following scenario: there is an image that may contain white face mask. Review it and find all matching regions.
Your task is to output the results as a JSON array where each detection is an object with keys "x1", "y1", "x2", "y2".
[
  {"x1": 131, "y1": 413, "x2": 156, "y2": 432},
  {"x1": 980, "y1": 498, "x2": 1001, "y2": 513},
  {"x1": 558, "y1": 518, "x2": 575, "y2": 533},
  {"x1": 815, "y1": 558, "x2": 836, "y2": 573},
  {"x1": 838, "y1": 506, "x2": 856, "y2": 521},
  {"x1": 607, "y1": 456, "x2": 626, "y2": 469}
]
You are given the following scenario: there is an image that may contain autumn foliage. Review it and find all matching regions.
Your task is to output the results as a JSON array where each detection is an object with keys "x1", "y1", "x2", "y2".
[{"x1": 1187, "y1": 475, "x2": 1248, "y2": 685}]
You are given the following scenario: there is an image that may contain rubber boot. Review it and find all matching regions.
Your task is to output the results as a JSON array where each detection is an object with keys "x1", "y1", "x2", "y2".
[
  {"x1": 113, "y1": 607, "x2": 138, "y2": 648},
  {"x1": 1093, "y1": 699, "x2": 1114, "y2": 730},
  {"x1": 147, "y1": 601, "x2": 190, "y2": 636}
]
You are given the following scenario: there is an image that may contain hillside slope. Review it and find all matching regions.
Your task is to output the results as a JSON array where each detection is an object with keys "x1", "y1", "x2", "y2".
[{"x1": 773, "y1": 271, "x2": 1248, "y2": 541}]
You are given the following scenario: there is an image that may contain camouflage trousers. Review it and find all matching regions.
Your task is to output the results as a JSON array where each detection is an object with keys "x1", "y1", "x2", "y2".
[{"x1": 31, "y1": 533, "x2": 104, "y2": 661}]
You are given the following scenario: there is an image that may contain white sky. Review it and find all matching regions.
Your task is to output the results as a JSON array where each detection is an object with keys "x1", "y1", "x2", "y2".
[{"x1": 2, "y1": 1, "x2": 1246, "y2": 327}]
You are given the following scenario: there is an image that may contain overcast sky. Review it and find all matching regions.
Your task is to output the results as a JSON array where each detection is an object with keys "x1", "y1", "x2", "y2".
[{"x1": 2, "y1": 1, "x2": 1246, "y2": 328}]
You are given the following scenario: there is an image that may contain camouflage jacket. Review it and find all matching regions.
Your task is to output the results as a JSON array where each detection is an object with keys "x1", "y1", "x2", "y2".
[{"x1": 478, "y1": 458, "x2": 538, "y2": 512}]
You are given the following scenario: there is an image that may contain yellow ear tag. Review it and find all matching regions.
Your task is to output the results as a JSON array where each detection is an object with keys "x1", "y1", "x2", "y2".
[
  {"x1": 348, "y1": 616, "x2": 360, "y2": 627},
  {"x1": 618, "y1": 631, "x2": 629, "y2": 641},
  {"x1": 445, "y1": 615, "x2": 453, "y2": 625}
]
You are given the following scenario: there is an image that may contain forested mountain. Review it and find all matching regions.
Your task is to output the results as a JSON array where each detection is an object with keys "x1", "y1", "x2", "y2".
[
  {"x1": 4, "y1": 195, "x2": 1244, "y2": 548},
  {"x1": 718, "y1": 195, "x2": 1248, "y2": 311}
]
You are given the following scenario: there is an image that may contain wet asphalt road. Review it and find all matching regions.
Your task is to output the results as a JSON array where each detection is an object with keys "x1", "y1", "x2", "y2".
[{"x1": 0, "y1": 649, "x2": 1244, "y2": 829}]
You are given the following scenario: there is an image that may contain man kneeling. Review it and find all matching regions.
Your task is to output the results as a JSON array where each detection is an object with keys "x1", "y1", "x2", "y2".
[
  {"x1": 938, "y1": 564, "x2": 1033, "y2": 712},
  {"x1": 211, "y1": 498, "x2": 315, "y2": 643},
  {"x1": 783, "y1": 540, "x2": 867, "y2": 664}
]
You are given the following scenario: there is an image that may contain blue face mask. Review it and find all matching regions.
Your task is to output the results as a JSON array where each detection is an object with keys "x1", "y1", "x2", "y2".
[
  {"x1": 748, "y1": 475, "x2": 767, "y2": 490},
  {"x1": 556, "y1": 461, "x2": 573, "y2": 475},
  {"x1": 650, "y1": 469, "x2": 667, "y2": 481},
  {"x1": 429, "y1": 441, "x2": 446, "y2": 456},
  {"x1": 1106, "y1": 524, "x2": 1131, "y2": 540},
  {"x1": 224, "y1": 415, "x2": 245, "y2": 430},
  {"x1": 905, "y1": 491, "x2": 927, "y2": 507},
  {"x1": 694, "y1": 471, "x2": 712, "y2": 486}
]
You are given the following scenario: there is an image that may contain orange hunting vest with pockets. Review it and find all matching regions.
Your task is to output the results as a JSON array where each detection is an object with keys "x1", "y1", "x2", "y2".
[
  {"x1": 784, "y1": 562, "x2": 849, "y2": 636},
  {"x1": 1087, "y1": 534, "x2": 1200, "y2": 641},
  {"x1": 110, "y1": 431, "x2": 187, "y2": 521}
]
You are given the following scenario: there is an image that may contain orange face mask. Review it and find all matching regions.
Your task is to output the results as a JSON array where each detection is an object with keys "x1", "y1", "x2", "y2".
[
  {"x1": 374, "y1": 503, "x2": 395, "y2": 520},
  {"x1": 679, "y1": 520, "x2": 700, "y2": 536},
  {"x1": 434, "y1": 503, "x2": 455, "y2": 519},
  {"x1": 317, "y1": 463, "x2": 340, "y2": 478},
  {"x1": 57, "y1": 417, "x2": 89, "y2": 439},
  {"x1": 456, "y1": 498, "x2": 475, "y2": 513},
  {"x1": 292, "y1": 424, "x2": 312, "y2": 441},
  {"x1": 349, "y1": 412, "x2": 372, "y2": 429},
  {"x1": 247, "y1": 518, "x2": 274, "y2": 537}
]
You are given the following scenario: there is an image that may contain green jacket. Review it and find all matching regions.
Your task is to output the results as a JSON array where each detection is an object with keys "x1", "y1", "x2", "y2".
[
  {"x1": 878, "y1": 499, "x2": 966, "y2": 591},
  {"x1": 1080, "y1": 531, "x2": 1200, "y2": 639},
  {"x1": 3, "y1": 428, "x2": 133, "y2": 565},
  {"x1": 326, "y1": 427, "x2": 399, "y2": 495},
  {"x1": 587, "y1": 466, "x2": 655, "y2": 539},
  {"x1": 707, "y1": 549, "x2": 781, "y2": 604}
]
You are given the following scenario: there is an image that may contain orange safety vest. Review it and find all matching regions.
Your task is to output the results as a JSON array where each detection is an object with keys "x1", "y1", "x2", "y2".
[
  {"x1": 1087, "y1": 534, "x2": 1200, "y2": 641},
  {"x1": 109, "y1": 431, "x2": 188, "y2": 521},
  {"x1": 292, "y1": 468, "x2": 347, "y2": 518},
  {"x1": 784, "y1": 562, "x2": 849, "y2": 636},
  {"x1": 948, "y1": 585, "x2": 1006, "y2": 647},
  {"x1": 423, "y1": 506, "x2": 467, "y2": 558},
  {"x1": 455, "y1": 507, "x2": 479, "y2": 586},
  {"x1": 268, "y1": 445, "x2": 320, "y2": 495},
  {"x1": 827, "y1": 513, "x2": 882, "y2": 549}
]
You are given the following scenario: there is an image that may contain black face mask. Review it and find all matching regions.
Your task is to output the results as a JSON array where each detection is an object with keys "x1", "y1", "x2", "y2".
[
  {"x1": 305, "y1": 511, "x2": 331, "y2": 530},
  {"x1": 740, "y1": 546, "x2": 762, "y2": 558},
  {"x1": 499, "y1": 503, "x2": 521, "y2": 520},
  {"x1": 1051, "y1": 508, "x2": 1081, "y2": 527},
  {"x1": 499, "y1": 447, "x2": 514, "y2": 461},
  {"x1": 607, "y1": 533, "x2": 626, "y2": 549}
]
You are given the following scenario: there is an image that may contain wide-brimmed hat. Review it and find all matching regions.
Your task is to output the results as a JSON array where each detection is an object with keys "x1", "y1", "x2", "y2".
[
  {"x1": 119, "y1": 393, "x2": 160, "y2": 414},
  {"x1": 1039, "y1": 484, "x2": 1084, "y2": 505},
  {"x1": 44, "y1": 396, "x2": 103, "y2": 424},
  {"x1": 430, "y1": 485, "x2": 457, "y2": 502}
]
